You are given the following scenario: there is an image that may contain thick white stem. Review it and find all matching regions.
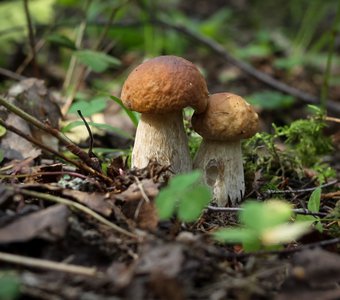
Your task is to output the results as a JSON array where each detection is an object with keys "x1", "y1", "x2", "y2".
[
  {"x1": 132, "y1": 112, "x2": 192, "y2": 174},
  {"x1": 193, "y1": 140, "x2": 244, "y2": 206}
]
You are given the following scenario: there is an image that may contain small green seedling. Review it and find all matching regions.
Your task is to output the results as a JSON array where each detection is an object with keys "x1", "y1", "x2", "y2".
[
  {"x1": 214, "y1": 200, "x2": 312, "y2": 252},
  {"x1": 296, "y1": 187, "x2": 323, "y2": 232},
  {"x1": 155, "y1": 170, "x2": 211, "y2": 222}
]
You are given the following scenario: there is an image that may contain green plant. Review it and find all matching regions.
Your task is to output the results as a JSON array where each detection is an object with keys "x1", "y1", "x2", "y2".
[
  {"x1": 155, "y1": 170, "x2": 211, "y2": 222},
  {"x1": 214, "y1": 200, "x2": 312, "y2": 252},
  {"x1": 243, "y1": 108, "x2": 335, "y2": 184},
  {"x1": 296, "y1": 187, "x2": 323, "y2": 232},
  {"x1": 110, "y1": 96, "x2": 140, "y2": 127},
  {"x1": 0, "y1": 272, "x2": 21, "y2": 300}
]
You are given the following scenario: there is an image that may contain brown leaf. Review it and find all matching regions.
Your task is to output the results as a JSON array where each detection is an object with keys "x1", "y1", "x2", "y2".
[
  {"x1": 62, "y1": 189, "x2": 113, "y2": 217},
  {"x1": 1, "y1": 114, "x2": 41, "y2": 160},
  {"x1": 117, "y1": 179, "x2": 160, "y2": 230},
  {"x1": 0, "y1": 204, "x2": 70, "y2": 243}
]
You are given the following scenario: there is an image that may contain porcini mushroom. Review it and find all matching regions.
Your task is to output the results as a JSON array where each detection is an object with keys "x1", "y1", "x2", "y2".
[
  {"x1": 121, "y1": 55, "x2": 209, "y2": 174},
  {"x1": 192, "y1": 92, "x2": 259, "y2": 206}
]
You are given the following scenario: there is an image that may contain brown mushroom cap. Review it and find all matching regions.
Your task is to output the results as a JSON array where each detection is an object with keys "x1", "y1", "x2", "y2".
[
  {"x1": 192, "y1": 92, "x2": 259, "y2": 141},
  {"x1": 121, "y1": 56, "x2": 209, "y2": 114}
]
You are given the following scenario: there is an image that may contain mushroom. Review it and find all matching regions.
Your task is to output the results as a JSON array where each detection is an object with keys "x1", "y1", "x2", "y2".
[
  {"x1": 121, "y1": 55, "x2": 209, "y2": 174},
  {"x1": 191, "y1": 92, "x2": 259, "y2": 206}
]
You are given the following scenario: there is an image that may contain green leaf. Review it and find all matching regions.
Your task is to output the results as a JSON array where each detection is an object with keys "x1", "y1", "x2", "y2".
[
  {"x1": 61, "y1": 121, "x2": 133, "y2": 139},
  {"x1": 0, "y1": 272, "x2": 21, "y2": 300},
  {"x1": 0, "y1": 150, "x2": 3, "y2": 163},
  {"x1": 110, "y1": 96, "x2": 139, "y2": 127},
  {"x1": 307, "y1": 187, "x2": 321, "y2": 213},
  {"x1": 213, "y1": 228, "x2": 256, "y2": 244},
  {"x1": 237, "y1": 44, "x2": 272, "y2": 59},
  {"x1": 74, "y1": 50, "x2": 121, "y2": 73},
  {"x1": 261, "y1": 222, "x2": 312, "y2": 245},
  {"x1": 155, "y1": 171, "x2": 207, "y2": 221},
  {"x1": 68, "y1": 97, "x2": 108, "y2": 117},
  {"x1": 240, "y1": 200, "x2": 292, "y2": 231},
  {"x1": 169, "y1": 170, "x2": 202, "y2": 192},
  {"x1": 177, "y1": 185, "x2": 211, "y2": 222},
  {"x1": 155, "y1": 188, "x2": 178, "y2": 220},
  {"x1": 295, "y1": 214, "x2": 323, "y2": 233},
  {"x1": 46, "y1": 33, "x2": 76, "y2": 50},
  {"x1": 0, "y1": 125, "x2": 6, "y2": 137}
]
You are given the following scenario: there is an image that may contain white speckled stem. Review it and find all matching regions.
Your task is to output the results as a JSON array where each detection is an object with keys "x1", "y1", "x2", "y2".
[
  {"x1": 132, "y1": 112, "x2": 192, "y2": 174},
  {"x1": 193, "y1": 140, "x2": 244, "y2": 206}
]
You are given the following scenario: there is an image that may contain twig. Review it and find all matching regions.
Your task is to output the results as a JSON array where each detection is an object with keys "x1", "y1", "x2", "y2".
[
  {"x1": 0, "y1": 118, "x2": 90, "y2": 171},
  {"x1": 325, "y1": 116, "x2": 340, "y2": 123},
  {"x1": 77, "y1": 110, "x2": 95, "y2": 157},
  {"x1": 23, "y1": 0, "x2": 39, "y2": 77},
  {"x1": 320, "y1": 2, "x2": 340, "y2": 112},
  {"x1": 0, "y1": 97, "x2": 112, "y2": 183},
  {"x1": 265, "y1": 180, "x2": 338, "y2": 195},
  {"x1": 16, "y1": 39, "x2": 45, "y2": 75},
  {"x1": 4, "y1": 185, "x2": 137, "y2": 239},
  {"x1": 0, "y1": 251, "x2": 99, "y2": 277},
  {"x1": 207, "y1": 206, "x2": 328, "y2": 217},
  {"x1": 61, "y1": 1, "x2": 124, "y2": 116},
  {"x1": 61, "y1": 0, "x2": 93, "y2": 117},
  {"x1": 155, "y1": 18, "x2": 340, "y2": 114},
  {"x1": 62, "y1": 0, "x2": 92, "y2": 91},
  {"x1": 0, "y1": 67, "x2": 26, "y2": 81},
  {"x1": 134, "y1": 176, "x2": 151, "y2": 204},
  {"x1": 133, "y1": 176, "x2": 151, "y2": 220},
  {"x1": 4, "y1": 18, "x2": 339, "y2": 113}
]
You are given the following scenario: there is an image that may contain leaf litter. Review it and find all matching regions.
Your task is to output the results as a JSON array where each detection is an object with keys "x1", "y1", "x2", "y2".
[{"x1": 0, "y1": 81, "x2": 339, "y2": 299}]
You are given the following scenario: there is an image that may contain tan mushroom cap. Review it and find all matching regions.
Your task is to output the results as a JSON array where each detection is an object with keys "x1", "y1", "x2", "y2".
[
  {"x1": 192, "y1": 92, "x2": 259, "y2": 141},
  {"x1": 121, "y1": 56, "x2": 209, "y2": 114}
]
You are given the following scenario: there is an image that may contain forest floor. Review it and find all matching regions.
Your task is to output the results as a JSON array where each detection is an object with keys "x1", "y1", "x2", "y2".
[{"x1": 0, "y1": 2, "x2": 340, "y2": 298}]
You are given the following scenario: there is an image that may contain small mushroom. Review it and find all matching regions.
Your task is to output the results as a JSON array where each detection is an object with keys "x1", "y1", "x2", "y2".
[
  {"x1": 191, "y1": 92, "x2": 259, "y2": 206},
  {"x1": 121, "y1": 55, "x2": 209, "y2": 174}
]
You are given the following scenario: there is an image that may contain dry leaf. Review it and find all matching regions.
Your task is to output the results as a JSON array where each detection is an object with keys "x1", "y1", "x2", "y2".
[
  {"x1": 0, "y1": 204, "x2": 70, "y2": 243},
  {"x1": 62, "y1": 189, "x2": 113, "y2": 217}
]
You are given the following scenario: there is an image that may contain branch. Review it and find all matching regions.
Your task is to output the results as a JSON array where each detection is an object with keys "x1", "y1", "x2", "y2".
[
  {"x1": 0, "y1": 251, "x2": 100, "y2": 276},
  {"x1": 207, "y1": 206, "x2": 329, "y2": 217},
  {"x1": 155, "y1": 18, "x2": 340, "y2": 114},
  {"x1": 0, "y1": 96, "x2": 113, "y2": 184},
  {"x1": 0, "y1": 118, "x2": 90, "y2": 171},
  {"x1": 23, "y1": 0, "x2": 39, "y2": 77}
]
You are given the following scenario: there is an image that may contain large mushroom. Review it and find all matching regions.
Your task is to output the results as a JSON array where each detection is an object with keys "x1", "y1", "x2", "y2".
[
  {"x1": 192, "y1": 92, "x2": 259, "y2": 206},
  {"x1": 121, "y1": 55, "x2": 209, "y2": 174}
]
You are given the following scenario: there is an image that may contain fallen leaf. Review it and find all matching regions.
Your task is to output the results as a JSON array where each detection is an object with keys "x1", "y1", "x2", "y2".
[
  {"x1": 0, "y1": 204, "x2": 70, "y2": 243},
  {"x1": 117, "y1": 179, "x2": 160, "y2": 230},
  {"x1": 1, "y1": 114, "x2": 41, "y2": 160},
  {"x1": 62, "y1": 190, "x2": 113, "y2": 217}
]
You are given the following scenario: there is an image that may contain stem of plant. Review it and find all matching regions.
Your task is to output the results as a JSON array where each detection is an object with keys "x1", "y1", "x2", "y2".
[
  {"x1": 61, "y1": 0, "x2": 92, "y2": 116},
  {"x1": 320, "y1": 2, "x2": 340, "y2": 113},
  {"x1": 23, "y1": 0, "x2": 39, "y2": 77},
  {"x1": 0, "y1": 97, "x2": 113, "y2": 184},
  {"x1": 0, "y1": 117, "x2": 85, "y2": 169},
  {"x1": 0, "y1": 251, "x2": 100, "y2": 277}
]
